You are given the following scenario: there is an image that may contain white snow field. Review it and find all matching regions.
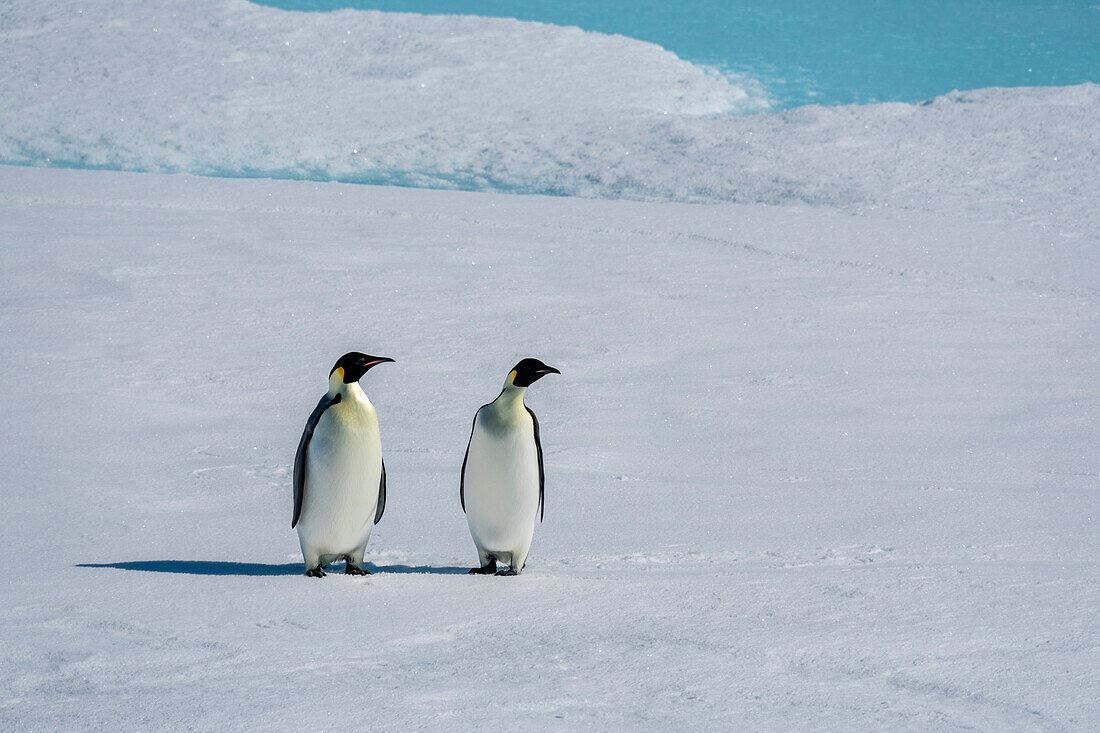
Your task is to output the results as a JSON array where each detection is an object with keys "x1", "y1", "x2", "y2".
[
  {"x1": 1, "y1": 0, "x2": 1099, "y2": 730},
  {"x1": 2, "y1": 164, "x2": 1097, "y2": 730},
  {"x1": 3, "y1": 1, "x2": 1099, "y2": 224}
]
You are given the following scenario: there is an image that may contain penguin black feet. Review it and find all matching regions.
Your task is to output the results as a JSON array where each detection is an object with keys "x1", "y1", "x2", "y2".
[
  {"x1": 468, "y1": 560, "x2": 497, "y2": 575},
  {"x1": 305, "y1": 566, "x2": 326, "y2": 578},
  {"x1": 495, "y1": 569, "x2": 520, "y2": 577},
  {"x1": 344, "y1": 564, "x2": 371, "y2": 576}
]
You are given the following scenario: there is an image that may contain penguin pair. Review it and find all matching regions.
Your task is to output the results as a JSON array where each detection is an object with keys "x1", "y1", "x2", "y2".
[{"x1": 292, "y1": 352, "x2": 558, "y2": 578}]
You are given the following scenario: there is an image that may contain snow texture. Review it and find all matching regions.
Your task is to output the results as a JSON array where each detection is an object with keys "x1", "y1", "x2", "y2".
[
  {"x1": 0, "y1": 0, "x2": 1099, "y2": 730},
  {"x1": 2, "y1": 1, "x2": 1099, "y2": 233},
  {"x1": 1, "y1": 164, "x2": 1097, "y2": 730}
]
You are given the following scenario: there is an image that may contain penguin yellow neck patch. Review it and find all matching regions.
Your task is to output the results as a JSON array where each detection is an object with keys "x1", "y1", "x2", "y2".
[
  {"x1": 507, "y1": 369, "x2": 518, "y2": 385},
  {"x1": 335, "y1": 366, "x2": 345, "y2": 381}
]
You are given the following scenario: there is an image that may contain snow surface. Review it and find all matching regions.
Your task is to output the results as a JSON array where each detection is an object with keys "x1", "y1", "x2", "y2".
[
  {"x1": 2, "y1": 1, "x2": 1099, "y2": 232},
  {"x1": 1, "y1": 0, "x2": 1099, "y2": 729},
  {"x1": 1, "y1": 163, "x2": 1097, "y2": 729}
]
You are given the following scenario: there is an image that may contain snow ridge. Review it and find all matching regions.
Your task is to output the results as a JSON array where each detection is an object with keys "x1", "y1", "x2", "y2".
[{"x1": 2, "y1": 1, "x2": 1098, "y2": 230}]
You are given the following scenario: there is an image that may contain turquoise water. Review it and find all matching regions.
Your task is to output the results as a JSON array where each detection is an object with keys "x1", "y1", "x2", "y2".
[{"x1": 256, "y1": 0, "x2": 1099, "y2": 108}]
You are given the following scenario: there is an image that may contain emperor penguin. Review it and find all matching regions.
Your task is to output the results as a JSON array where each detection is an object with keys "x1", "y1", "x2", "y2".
[
  {"x1": 461, "y1": 358, "x2": 559, "y2": 576},
  {"x1": 292, "y1": 351, "x2": 394, "y2": 577}
]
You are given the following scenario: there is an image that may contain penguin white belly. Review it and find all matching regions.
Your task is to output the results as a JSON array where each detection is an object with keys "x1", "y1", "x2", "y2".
[
  {"x1": 297, "y1": 403, "x2": 381, "y2": 561},
  {"x1": 464, "y1": 421, "x2": 539, "y2": 558}
]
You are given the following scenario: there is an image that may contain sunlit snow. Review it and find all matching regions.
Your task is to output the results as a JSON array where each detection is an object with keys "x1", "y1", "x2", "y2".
[{"x1": 1, "y1": 0, "x2": 1098, "y2": 729}]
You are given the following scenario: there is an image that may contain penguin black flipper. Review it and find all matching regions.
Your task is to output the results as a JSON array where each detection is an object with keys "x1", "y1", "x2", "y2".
[
  {"x1": 459, "y1": 407, "x2": 484, "y2": 514},
  {"x1": 526, "y1": 405, "x2": 545, "y2": 522},
  {"x1": 374, "y1": 458, "x2": 386, "y2": 524},
  {"x1": 292, "y1": 392, "x2": 342, "y2": 528}
]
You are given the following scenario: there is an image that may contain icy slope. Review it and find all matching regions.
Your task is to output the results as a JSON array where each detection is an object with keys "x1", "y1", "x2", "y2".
[
  {"x1": 2, "y1": 1, "x2": 1098, "y2": 230},
  {"x1": 1, "y1": 165, "x2": 1097, "y2": 729},
  {"x1": 0, "y1": 0, "x2": 760, "y2": 181}
]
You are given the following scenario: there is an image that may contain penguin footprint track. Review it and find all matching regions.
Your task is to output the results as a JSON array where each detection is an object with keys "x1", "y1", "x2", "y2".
[
  {"x1": 244, "y1": 463, "x2": 289, "y2": 481},
  {"x1": 255, "y1": 618, "x2": 306, "y2": 630},
  {"x1": 191, "y1": 462, "x2": 288, "y2": 482}
]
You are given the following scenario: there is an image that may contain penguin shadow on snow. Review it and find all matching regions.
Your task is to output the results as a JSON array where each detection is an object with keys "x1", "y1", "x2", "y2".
[{"x1": 76, "y1": 560, "x2": 468, "y2": 577}]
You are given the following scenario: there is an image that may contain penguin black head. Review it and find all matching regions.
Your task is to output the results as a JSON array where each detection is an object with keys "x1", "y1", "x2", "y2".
[
  {"x1": 330, "y1": 351, "x2": 395, "y2": 383},
  {"x1": 507, "y1": 358, "x2": 560, "y2": 388}
]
